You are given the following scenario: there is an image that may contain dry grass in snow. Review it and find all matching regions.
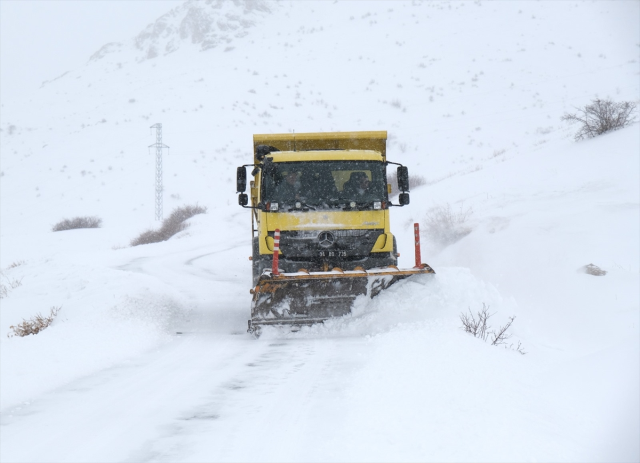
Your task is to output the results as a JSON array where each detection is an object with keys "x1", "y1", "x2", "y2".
[
  {"x1": 52, "y1": 216, "x2": 102, "y2": 232},
  {"x1": 8, "y1": 306, "x2": 61, "y2": 338},
  {"x1": 423, "y1": 203, "x2": 473, "y2": 249},
  {"x1": 131, "y1": 204, "x2": 207, "y2": 246}
]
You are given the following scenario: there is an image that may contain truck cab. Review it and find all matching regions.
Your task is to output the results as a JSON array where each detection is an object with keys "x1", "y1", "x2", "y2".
[{"x1": 237, "y1": 131, "x2": 410, "y2": 285}]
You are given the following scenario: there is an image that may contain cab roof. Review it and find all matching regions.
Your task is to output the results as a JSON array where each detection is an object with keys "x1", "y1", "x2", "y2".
[
  {"x1": 267, "y1": 149, "x2": 384, "y2": 163},
  {"x1": 253, "y1": 131, "x2": 387, "y2": 162}
]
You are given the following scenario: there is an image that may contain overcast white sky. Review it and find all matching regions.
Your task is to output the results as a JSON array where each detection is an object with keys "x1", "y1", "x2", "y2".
[{"x1": 0, "y1": 0, "x2": 183, "y2": 99}]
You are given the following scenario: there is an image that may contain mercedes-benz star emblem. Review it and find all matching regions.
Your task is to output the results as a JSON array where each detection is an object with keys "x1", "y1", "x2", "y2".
[{"x1": 318, "y1": 231, "x2": 335, "y2": 248}]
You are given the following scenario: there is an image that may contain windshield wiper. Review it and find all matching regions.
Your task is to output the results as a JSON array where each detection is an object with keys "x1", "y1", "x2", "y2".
[
  {"x1": 299, "y1": 202, "x2": 316, "y2": 211},
  {"x1": 325, "y1": 198, "x2": 348, "y2": 209}
]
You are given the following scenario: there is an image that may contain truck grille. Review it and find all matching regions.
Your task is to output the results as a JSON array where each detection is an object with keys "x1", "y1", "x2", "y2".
[{"x1": 268, "y1": 229, "x2": 384, "y2": 259}]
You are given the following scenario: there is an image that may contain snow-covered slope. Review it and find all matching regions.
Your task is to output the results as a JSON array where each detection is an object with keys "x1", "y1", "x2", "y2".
[{"x1": 1, "y1": 1, "x2": 638, "y2": 462}]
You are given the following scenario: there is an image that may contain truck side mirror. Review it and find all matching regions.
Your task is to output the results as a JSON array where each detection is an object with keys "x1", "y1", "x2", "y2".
[
  {"x1": 397, "y1": 166, "x2": 409, "y2": 192},
  {"x1": 236, "y1": 166, "x2": 247, "y2": 193},
  {"x1": 238, "y1": 193, "x2": 248, "y2": 206},
  {"x1": 399, "y1": 193, "x2": 410, "y2": 206}
]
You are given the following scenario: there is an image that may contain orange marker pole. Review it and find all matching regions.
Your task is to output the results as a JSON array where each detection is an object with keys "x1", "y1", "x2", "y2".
[{"x1": 414, "y1": 223, "x2": 422, "y2": 269}]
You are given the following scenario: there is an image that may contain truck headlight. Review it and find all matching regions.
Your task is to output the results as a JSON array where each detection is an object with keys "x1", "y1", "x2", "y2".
[
  {"x1": 269, "y1": 202, "x2": 278, "y2": 211},
  {"x1": 295, "y1": 202, "x2": 301, "y2": 209},
  {"x1": 373, "y1": 201, "x2": 381, "y2": 210}
]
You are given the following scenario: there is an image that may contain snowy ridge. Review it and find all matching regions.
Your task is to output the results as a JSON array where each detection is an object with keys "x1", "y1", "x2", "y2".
[{"x1": 90, "y1": 0, "x2": 272, "y2": 62}]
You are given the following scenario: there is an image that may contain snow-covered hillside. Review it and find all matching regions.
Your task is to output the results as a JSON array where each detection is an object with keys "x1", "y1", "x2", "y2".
[{"x1": 1, "y1": 1, "x2": 638, "y2": 462}]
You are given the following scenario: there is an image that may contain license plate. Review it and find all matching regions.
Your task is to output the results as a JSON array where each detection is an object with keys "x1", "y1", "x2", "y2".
[{"x1": 318, "y1": 250, "x2": 347, "y2": 257}]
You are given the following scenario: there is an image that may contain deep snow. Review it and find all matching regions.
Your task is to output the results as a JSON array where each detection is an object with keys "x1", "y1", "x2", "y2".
[{"x1": 1, "y1": 1, "x2": 638, "y2": 462}]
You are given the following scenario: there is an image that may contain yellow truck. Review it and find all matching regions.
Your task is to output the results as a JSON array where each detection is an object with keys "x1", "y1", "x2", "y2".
[{"x1": 236, "y1": 131, "x2": 434, "y2": 334}]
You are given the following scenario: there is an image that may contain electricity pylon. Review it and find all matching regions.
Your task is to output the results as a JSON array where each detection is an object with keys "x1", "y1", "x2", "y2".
[{"x1": 149, "y1": 123, "x2": 169, "y2": 221}]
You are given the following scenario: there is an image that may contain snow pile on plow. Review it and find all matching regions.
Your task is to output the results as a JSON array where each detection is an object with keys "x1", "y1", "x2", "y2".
[{"x1": 249, "y1": 265, "x2": 435, "y2": 333}]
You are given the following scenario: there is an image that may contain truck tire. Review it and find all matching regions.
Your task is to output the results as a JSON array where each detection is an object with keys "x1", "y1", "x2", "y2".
[
  {"x1": 393, "y1": 235, "x2": 398, "y2": 265},
  {"x1": 252, "y1": 237, "x2": 271, "y2": 286},
  {"x1": 252, "y1": 237, "x2": 260, "y2": 286}
]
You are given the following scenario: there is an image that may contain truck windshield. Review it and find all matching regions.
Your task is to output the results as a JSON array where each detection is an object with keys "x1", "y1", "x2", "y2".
[{"x1": 261, "y1": 160, "x2": 387, "y2": 209}]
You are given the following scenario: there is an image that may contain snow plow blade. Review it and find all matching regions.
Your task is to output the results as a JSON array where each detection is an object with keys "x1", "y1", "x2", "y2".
[{"x1": 248, "y1": 265, "x2": 435, "y2": 334}]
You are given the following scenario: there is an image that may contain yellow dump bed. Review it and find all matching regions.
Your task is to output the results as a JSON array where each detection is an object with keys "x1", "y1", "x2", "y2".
[{"x1": 253, "y1": 131, "x2": 387, "y2": 162}]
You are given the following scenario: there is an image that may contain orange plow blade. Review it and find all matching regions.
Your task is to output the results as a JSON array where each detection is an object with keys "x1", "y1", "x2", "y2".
[{"x1": 248, "y1": 265, "x2": 435, "y2": 334}]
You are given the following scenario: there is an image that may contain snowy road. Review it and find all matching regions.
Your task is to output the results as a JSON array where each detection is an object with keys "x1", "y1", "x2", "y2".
[
  {"x1": 2, "y1": 327, "x2": 368, "y2": 462},
  {"x1": 3, "y1": 224, "x2": 637, "y2": 462},
  {"x1": 0, "y1": 238, "x2": 376, "y2": 462}
]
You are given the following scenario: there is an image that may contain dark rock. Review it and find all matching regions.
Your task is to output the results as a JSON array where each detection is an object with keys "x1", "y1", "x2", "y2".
[{"x1": 581, "y1": 263, "x2": 607, "y2": 276}]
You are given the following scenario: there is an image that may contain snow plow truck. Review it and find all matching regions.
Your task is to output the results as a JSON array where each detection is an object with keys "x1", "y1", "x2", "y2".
[{"x1": 236, "y1": 131, "x2": 434, "y2": 335}]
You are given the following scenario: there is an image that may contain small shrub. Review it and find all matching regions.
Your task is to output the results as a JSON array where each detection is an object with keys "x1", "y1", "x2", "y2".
[
  {"x1": 8, "y1": 306, "x2": 61, "y2": 338},
  {"x1": 52, "y1": 216, "x2": 102, "y2": 232},
  {"x1": 131, "y1": 204, "x2": 207, "y2": 246},
  {"x1": 130, "y1": 230, "x2": 163, "y2": 246},
  {"x1": 409, "y1": 175, "x2": 427, "y2": 190},
  {"x1": 423, "y1": 203, "x2": 473, "y2": 248},
  {"x1": 7, "y1": 260, "x2": 25, "y2": 269},
  {"x1": 388, "y1": 171, "x2": 427, "y2": 197},
  {"x1": 460, "y1": 303, "x2": 525, "y2": 354},
  {"x1": 0, "y1": 272, "x2": 23, "y2": 299},
  {"x1": 562, "y1": 97, "x2": 637, "y2": 140}
]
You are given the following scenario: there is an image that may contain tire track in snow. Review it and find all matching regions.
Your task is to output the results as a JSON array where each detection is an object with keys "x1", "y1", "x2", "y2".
[
  {"x1": 0, "y1": 333, "x2": 268, "y2": 463},
  {"x1": 128, "y1": 336, "x2": 372, "y2": 462}
]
